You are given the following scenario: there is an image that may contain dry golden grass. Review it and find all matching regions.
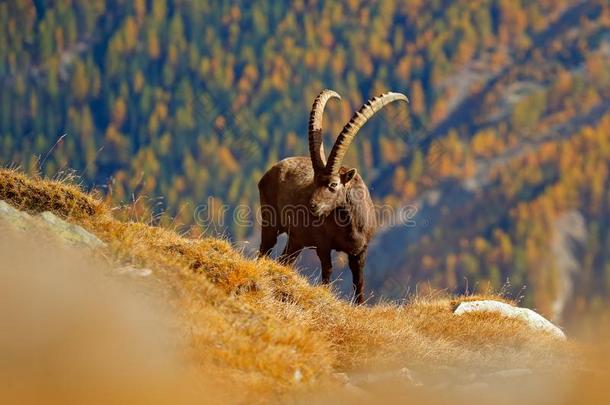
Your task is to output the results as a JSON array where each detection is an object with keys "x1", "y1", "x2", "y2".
[{"x1": 0, "y1": 168, "x2": 577, "y2": 401}]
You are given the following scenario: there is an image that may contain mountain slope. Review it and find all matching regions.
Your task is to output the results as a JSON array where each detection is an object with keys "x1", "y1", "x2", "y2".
[{"x1": 0, "y1": 169, "x2": 573, "y2": 400}]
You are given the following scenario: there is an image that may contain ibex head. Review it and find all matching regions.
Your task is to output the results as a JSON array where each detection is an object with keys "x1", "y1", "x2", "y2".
[
  {"x1": 307, "y1": 90, "x2": 409, "y2": 217},
  {"x1": 309, "y1": 167, "x2": 358, "y2": 217}
]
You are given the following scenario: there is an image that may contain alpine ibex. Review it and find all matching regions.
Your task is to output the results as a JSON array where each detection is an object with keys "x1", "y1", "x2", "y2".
[{"x1": 258, "y1": 90, "x2": 408, "y2": 303}]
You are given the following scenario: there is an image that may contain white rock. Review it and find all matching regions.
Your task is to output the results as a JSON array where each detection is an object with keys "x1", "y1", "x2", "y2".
[
  {"x1": 454, "y1": 300, "x2": 566, "y2": 340},
  {"x1": 0, "y1": 200, "x2": 33, "y2": 230},
  {"x1": 0, "y1": 203, "x2": 106, "y2": 250},
  {"x1": 38, "y1": 211, "x2": 105, "y2": 248}
]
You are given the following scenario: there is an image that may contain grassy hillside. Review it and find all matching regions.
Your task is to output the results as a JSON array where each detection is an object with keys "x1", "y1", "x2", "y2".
[
  {"x1": 2, "y1": 0, "x2": 609, "y2": 322},
  {"x1": 0, "y1": 168, "x2": 576, "y2": 401}
]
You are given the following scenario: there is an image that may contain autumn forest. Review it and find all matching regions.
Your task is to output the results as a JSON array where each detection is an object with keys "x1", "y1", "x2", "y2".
[{"x1": 1, "y1": 0, "x2": 609, "y2": 323}]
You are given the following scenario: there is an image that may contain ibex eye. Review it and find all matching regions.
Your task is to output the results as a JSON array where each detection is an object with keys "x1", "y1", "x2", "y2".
[{"x1": 329, "y1": 182, "x2": 338, "y2": 190}]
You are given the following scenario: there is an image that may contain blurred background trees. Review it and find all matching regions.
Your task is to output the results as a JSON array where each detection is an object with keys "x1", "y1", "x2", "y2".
[{"x1": 1, "y1": 0, "x2": 609, "y2": 322}]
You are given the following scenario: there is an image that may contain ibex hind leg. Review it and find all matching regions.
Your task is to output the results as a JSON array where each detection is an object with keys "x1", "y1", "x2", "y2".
[
  {"x1": 258, "y1": 203, "x2": 278, "y2": 257},
  {"x1": 349, "y1": 251, "x2": 366, "y2": 305},
  {"x1": 258, "y1": 225, "x2": 278, "y2": 258}
]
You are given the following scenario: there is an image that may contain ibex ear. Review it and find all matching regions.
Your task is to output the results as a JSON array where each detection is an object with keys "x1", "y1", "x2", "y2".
[{"x1": 341, "y1": 168, "x2": 357, "y2": 184}]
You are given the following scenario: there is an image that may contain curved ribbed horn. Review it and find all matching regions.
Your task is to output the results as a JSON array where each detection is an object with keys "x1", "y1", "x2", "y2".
[
  {"x1": 308, "y1": 89, "x2": 341, "y2": 173},
  {"x1": 326, "y1": 92, "x2": 409, "y2": 175}
]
